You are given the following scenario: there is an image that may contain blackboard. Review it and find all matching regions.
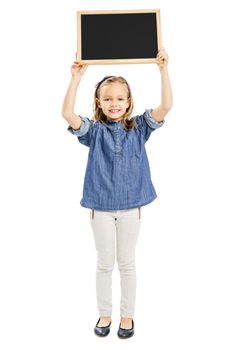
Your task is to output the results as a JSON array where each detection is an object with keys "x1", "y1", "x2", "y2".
[{"x1": 77, "y1": 9, "x2": 161, "y2": 64}]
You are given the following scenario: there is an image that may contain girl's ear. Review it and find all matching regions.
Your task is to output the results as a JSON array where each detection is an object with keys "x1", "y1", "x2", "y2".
[
  {"x1": 96, "y1": 98, "x2": 101, "y2": 108},
  {"x1": 127, "y1": 97, "x2": 130, "y2": 108}
]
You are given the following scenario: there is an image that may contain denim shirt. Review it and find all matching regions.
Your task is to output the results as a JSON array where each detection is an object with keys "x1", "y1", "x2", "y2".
[{"x1": 67, "y1": 109, "x2": 164, "y2": 210}]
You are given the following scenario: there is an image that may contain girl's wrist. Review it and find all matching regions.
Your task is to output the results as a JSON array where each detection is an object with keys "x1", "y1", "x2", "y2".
[
  {"x1": 159, "y1": 66, "x2": 168, "y2": 73},
  {"x1": 71, "y1": 74, "x2": 82, "y2": 83}
]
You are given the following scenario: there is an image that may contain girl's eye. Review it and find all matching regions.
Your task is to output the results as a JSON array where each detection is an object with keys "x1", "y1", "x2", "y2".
[{"x1": 103, "y1": 98, "x2": 125, "y2": 101}]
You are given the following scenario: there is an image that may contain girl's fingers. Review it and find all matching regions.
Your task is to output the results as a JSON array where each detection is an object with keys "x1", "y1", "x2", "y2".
[
  {"x1": 157, "y1": 47, "x2": 167, "y2": 57},
  {"x1": 156, "y1": 47, "x2": 168, "y2": 66},
  {"x1": 71, "y1": 62, "x2": 88, "y2": 74},
  {"x1": 73, "y1": 60, "x2": 83, "y2": 65},
  {"x1": 157, "y1": 52, "x2": 168, "y2": 62},
  {"x1": 73, "y1": 61, "x2": 87, "y2": 68},
  {"x1": 156, "y1": 55, "x2": 165, "y2": 62}
]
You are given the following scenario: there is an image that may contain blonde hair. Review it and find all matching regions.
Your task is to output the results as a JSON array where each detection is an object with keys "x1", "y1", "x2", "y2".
[{"x1": 93, "y1": 76, "x2": 138, "y2": 130}]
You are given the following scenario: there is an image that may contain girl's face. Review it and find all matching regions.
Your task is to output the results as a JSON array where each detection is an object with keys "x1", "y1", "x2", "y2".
[{"x1": 97, "y1": 82, "x2": 130, "y2": 122}]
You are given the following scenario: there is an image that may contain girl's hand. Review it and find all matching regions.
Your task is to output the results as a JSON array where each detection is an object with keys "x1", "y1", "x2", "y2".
[
  {"x1": 156, "y1": 47, "x2": 169, "y2": 70},
  {"x1": 71, "y1": 53, "x2": 88, "y2": 77}
]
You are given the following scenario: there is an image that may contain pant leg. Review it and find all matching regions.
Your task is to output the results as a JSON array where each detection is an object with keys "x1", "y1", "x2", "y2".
[
  {"x1": 116, "y1": 207, "x2": 142, "y2": 318},
  {"x1": 90, "y1": 209, "x2": 116, "y2": 317}
]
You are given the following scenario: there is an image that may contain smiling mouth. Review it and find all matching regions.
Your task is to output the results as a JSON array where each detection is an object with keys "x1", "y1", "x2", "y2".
[{"x1": 109, "y1": 109, "x2": 121, "y2": 113}]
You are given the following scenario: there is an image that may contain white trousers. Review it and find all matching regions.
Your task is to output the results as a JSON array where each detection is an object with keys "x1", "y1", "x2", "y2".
[{"x1": 90, "y1": 207, "x2": 142, "y2": 318}]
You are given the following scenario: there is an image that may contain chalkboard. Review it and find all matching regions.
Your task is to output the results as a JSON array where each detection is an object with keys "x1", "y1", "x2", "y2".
[{"x1": 77, "y1": 9, "x2": 161, "y2": 64}]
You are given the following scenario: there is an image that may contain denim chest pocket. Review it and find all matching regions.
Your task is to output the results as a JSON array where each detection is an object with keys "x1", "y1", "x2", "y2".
[{"x1": 126, "y1": 133, "x2": 142, "y2": 158}]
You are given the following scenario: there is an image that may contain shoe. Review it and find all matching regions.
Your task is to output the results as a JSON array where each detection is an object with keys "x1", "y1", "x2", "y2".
[
  {"x1": 94, "y1": 318, "x2": 111, "y2": 337},
  {"x1": 117, "y1": 319, "x2": 134, "y2": 339}
]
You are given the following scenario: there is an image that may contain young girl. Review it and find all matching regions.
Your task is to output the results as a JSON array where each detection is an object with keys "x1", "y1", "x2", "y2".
[{"x1": 62, "y1": 48, "x2": 172, "y2": 338}]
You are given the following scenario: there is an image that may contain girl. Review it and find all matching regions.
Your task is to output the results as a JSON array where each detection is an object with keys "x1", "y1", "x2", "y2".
[{"x1": 62, "y1": 48, "x2": 172, "y2": 338}]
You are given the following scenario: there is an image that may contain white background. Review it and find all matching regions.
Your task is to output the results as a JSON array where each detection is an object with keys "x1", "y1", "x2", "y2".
[{"x1": 0, "y1": 0, "x2": 232, "y2": 349}]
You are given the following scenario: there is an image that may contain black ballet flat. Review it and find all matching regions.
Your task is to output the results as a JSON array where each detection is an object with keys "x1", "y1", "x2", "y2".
[
  {"x1": 117, "y1": 319, "x2": 134, "y2": 339},
  {"x1": 94, "y1": 318, "x2": 111, "y2": 337}
]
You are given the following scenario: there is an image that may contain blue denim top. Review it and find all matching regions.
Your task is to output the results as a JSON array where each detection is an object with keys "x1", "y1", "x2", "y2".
[{"x1": 67, "y1": 109, "x2": 164, "y2": 210}]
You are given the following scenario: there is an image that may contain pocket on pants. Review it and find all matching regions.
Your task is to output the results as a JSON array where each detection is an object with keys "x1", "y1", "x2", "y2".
[
  {"x1": 90, "y1": 209, "x2": 95, "y2": 220},
  {"x1": 138, "y1": 207, "x2": 141, "y2": 220}
]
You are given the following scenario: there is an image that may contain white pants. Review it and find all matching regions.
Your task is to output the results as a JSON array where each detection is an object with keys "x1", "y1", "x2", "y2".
[{"x1": 90, "y1": 207, "x2": 142, "y2": 318}]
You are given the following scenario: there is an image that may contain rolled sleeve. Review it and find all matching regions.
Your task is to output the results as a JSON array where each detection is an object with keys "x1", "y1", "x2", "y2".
[
  {"x1": 135, "y1": 109, "x2": 165, "y2": 142},
  {"x1": 67, "y1": 116, "x2": 90, "y2": 137},
  {"x1": 143, "y1": 109, "x2": 165, "y2": 129}
]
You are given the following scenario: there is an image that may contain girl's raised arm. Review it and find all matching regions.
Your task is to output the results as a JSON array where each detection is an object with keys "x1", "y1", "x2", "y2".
[
  {"x1": 62, "y1": 59, "x2": 88, "y2": 130},
  {"x1": 151, "y1": 48, "x2": 173, "y2": 123}
]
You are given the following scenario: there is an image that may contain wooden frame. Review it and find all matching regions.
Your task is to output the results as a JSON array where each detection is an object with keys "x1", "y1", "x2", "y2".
[{"x1": 77, "y1": 9, "x2": 162, "y2": 65}]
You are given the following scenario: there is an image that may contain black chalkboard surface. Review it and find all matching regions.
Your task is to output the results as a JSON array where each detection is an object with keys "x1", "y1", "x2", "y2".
[{"x1": 77, "y1": 10, "x2": 161, "y2": 64}]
